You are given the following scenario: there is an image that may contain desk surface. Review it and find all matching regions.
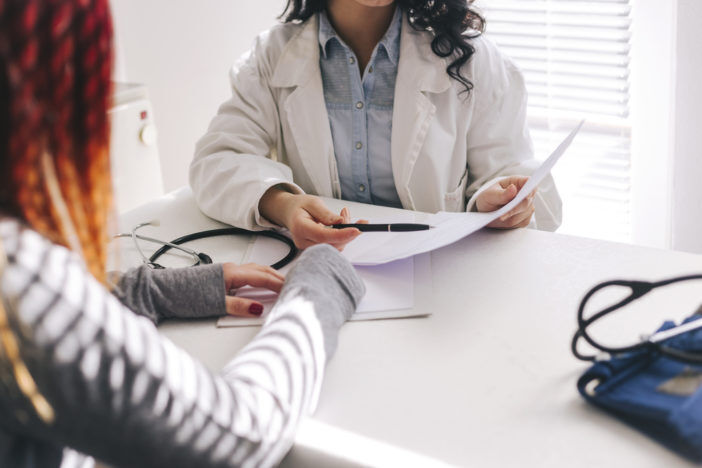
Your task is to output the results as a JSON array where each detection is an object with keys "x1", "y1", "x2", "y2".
[{"x1": 115, "y1": 187, "x2": 702, "y2": 468}]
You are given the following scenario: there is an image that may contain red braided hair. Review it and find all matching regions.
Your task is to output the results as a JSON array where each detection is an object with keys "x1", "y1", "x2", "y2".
[{"x1": 0, "y1": 0, "x2": 114, "y2": 282}]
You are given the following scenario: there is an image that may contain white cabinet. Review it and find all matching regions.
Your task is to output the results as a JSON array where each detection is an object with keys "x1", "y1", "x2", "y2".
[{"x1": 109, "y1": 82, "x2": 164, "y2": 213}]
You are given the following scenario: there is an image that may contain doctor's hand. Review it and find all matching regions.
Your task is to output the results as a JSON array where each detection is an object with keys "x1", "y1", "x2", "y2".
[
  {"x1": 222, "y1": 262, "x2": 285, "y2": 317},
  {"x1": 259, "y1": 187, "x2": 362, "y2": 250},
  {"x1": 475, "y1": 176, "x2": 536, "y2": 229}
]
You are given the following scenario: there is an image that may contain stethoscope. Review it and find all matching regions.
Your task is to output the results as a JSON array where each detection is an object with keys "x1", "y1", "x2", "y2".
[
  {"x1": 571, "y1": 274, "x2": 702, "y2": 364},
  {"x1": 114, "y1": 221, "x2": 298, "y2": 270}
]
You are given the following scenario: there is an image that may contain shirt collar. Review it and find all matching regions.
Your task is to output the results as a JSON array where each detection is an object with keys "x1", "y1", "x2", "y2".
[
  {"x1": 379, "y1": 7, "x2": 401, "y2": 65},
  {"x1": 318, "y1": 9, "x2": 337, "y2": 58},
  {"x1": 318, "y1": 6, "x2": 402, "y2": 65}
]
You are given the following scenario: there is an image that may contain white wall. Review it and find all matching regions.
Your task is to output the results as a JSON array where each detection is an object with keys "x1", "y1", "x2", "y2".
[
  {"x1": 630, "y1": 0, "x2": 702, "y2": 253},
  {"x1": 110, "y1": 0, "x2": 283, "y2": 191},
  {"x1": 671, "y1": 0, "x2": 702, "y2": 253},
  {"x1": 630, "y1": 0, "x2": 676, "y2": 250}
]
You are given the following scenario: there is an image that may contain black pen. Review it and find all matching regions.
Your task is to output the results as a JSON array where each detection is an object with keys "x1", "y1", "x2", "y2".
[{"x1": 331, "y1": 223, "x2": 432, "y2": 232}]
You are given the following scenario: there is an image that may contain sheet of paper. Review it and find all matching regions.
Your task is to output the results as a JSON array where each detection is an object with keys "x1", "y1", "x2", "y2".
[
  {"x1": 217, "y1": 257, "x2": 415, "y2": 327},
  {"x1": 341, "y1": 121, "x2": 584, "y2": 266},
  {"x1": 354, "y1": 257, "x2": 414, "y2": 312},
  {"x1": 341, "y1": 211, "x2": 416, "y2": 261}
]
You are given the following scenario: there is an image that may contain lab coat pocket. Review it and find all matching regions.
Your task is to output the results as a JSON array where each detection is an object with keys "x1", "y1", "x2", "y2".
[{"x1": 444, "y1": 169, "x2": 469, "y2": 212}]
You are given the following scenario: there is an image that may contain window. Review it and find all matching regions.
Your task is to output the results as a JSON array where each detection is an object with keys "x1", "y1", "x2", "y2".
[{"x1": 475, "y1": 0, "x2": 633, "y2": 243}]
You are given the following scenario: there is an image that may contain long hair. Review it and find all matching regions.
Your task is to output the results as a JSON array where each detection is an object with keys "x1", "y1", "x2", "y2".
[
  {"x1": 0, "y1": 0, "x2": 114, "y2": 283},
  {"x1": 281, "y1": 0, "x2": 485, "y2": 95}
]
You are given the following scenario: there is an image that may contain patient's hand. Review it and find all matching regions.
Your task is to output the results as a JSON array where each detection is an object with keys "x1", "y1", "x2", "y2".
[
  {"x1": 476, "y1": 176, "x2": 536, "y2": 229},
  {"x1": 222, "y1": 263, "x2": 284, "y2": 317},
  {"x1": 259, "y1": 187, "x2": 361, "y2": 250}
]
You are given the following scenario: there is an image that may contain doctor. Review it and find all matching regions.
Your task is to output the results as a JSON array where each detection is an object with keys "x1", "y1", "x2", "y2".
[{"x1": 190, "y1": 0, "x2": 562, "y2": 250}]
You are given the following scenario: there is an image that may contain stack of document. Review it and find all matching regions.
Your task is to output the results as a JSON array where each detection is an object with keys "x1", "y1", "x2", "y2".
[{"x1": 216, "y1": 232, "x2": 432, "y2": 328}]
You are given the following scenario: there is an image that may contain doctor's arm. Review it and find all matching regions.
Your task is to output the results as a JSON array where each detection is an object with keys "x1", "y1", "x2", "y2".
[
  {"x1": 463, "y1": 45, "x2": 562, "y2": 231},
  {"x1": 189, "y1": 47, "x2": 360, "y2": 249},
  {"x1": 258, "y1": 188, "x2": 361, "y2": 250},
  {"x1": 189, "y1": 56, "x2": 301, "y2": 232}
]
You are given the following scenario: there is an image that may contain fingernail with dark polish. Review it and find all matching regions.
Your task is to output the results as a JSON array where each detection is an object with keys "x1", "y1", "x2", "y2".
[{"x1": 249, "y1": 304, "x2": 263, "y2": 316}]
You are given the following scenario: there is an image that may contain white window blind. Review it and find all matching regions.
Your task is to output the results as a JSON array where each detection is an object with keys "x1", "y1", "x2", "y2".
[{"x1": 475, "y1": 0, "x2": 633, "y2": 243}]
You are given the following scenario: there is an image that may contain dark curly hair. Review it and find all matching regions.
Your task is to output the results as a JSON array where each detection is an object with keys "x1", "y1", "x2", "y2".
[{"x1": 281, "y1": 0, "x2": 485, "y2": 95}]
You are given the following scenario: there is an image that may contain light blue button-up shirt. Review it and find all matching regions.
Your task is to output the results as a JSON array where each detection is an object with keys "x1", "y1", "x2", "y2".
[{"x1": 318, "y1": 8, "x2": 402, "y2": 208}]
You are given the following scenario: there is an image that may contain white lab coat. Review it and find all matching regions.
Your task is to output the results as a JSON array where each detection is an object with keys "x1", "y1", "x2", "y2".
[{"x1": 190, "y1": 13, "x2": 562, "y2": 231}]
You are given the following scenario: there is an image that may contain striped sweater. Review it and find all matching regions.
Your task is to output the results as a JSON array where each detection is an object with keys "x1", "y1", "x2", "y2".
[{"x1": 0, "y1": 218, "x2": 364, "y2": 467}]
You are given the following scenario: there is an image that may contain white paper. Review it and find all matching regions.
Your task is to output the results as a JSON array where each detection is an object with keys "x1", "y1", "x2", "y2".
[
  {"x1": 216, "y1": 256, "x2": 416, "y2": 328},
  {"x1": 354, "y1": 257, "x2": 414, "y2": 312},
  {"x1": 342, "y1": 121, "x2": 584, "y2": 266}
]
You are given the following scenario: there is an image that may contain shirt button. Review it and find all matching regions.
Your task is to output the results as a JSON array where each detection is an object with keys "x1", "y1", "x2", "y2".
[
  {"x1": 358, "y1": 184, "x2": 366, "y2": 192},
  {"x1": 349, "y1": 57, "x2": 356, "y2": 65},
  {"x1": 355, "y1": 141, "x2": 363, "y2": 150},
  {"x1": 368, "y1": 66, "x2": 374, "y2": 73},
  {"x1": 355, "y1": 101, "x2": 364, "y2": 109}
]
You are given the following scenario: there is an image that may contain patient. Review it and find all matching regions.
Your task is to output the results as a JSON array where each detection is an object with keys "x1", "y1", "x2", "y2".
[{"x1": 0, "y1": 1, "x2": 364, "y2": 467}]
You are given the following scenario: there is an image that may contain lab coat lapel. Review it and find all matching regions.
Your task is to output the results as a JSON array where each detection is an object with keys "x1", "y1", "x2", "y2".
[
  {"x1": 392, "y1": 15, "x2": 451, "y2": 209},
  {"x1": 271, "y1": 17, "x2": 336, "y2": 197}
]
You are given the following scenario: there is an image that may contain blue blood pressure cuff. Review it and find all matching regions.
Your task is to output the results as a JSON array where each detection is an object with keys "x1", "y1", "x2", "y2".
[{"x1": 577, "y1": 317, "x2": 702, "y2": 462}]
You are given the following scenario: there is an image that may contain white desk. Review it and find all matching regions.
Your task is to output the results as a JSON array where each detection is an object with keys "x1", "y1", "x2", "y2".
[{"x1": 115, "y1": 187, "x2": 702, "y2": 468}]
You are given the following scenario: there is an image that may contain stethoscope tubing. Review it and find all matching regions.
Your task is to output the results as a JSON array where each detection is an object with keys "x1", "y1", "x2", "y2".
[
  {"x1": 572, "y1": 274, "x2": 702, "y2": 363},
  {"x1": 115, "y1": 225, "x2": 298, "y2": 271},
  {"x1": 148, "y1": 227, "x2": 298, "y2": 270}
]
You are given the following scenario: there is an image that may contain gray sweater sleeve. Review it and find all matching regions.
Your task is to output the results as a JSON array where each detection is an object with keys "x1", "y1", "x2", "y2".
[
  {"x1": 109, "y1": 246, "x2": 365, "y2": 359},
  {"x1": 109, "y1": 264, "x2": 227, "y2": 323},
  {"x1": 0, "y1": 221, "x2": 365, "y2": 468},
  {"x1": 277, "y1": 244, "x2": 365, "y2": 358}
]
